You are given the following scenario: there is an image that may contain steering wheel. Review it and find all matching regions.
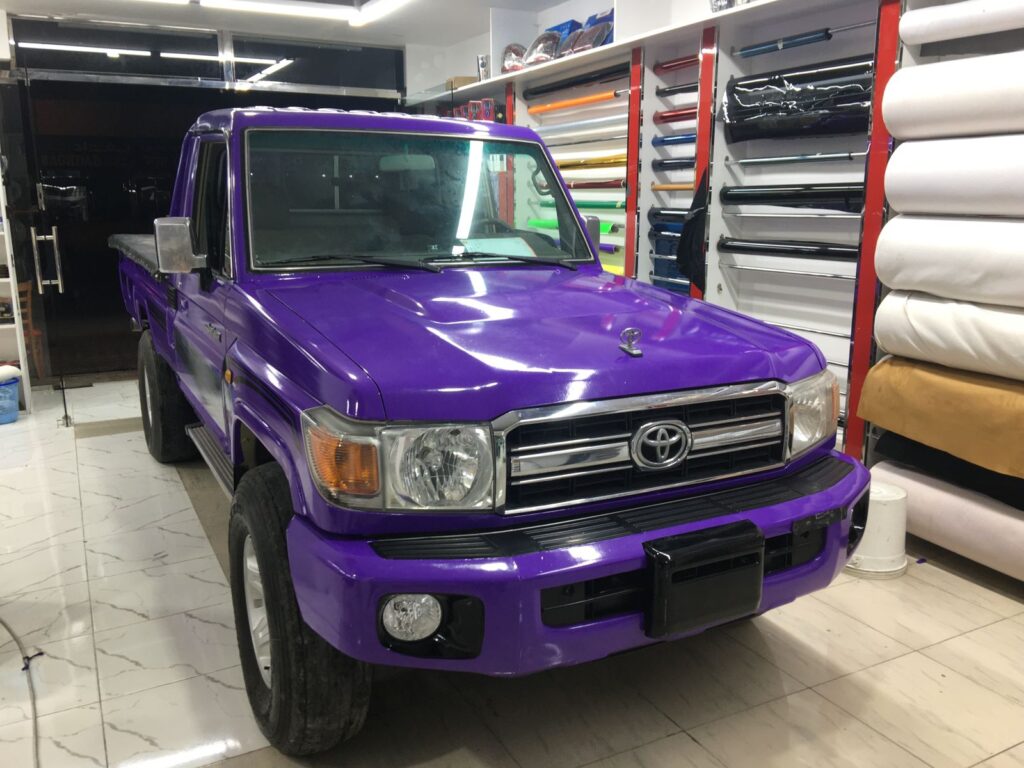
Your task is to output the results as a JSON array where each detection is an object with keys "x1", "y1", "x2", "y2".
[{"x1": 471, "y1": 218, "x2": 515, "y2": 235}]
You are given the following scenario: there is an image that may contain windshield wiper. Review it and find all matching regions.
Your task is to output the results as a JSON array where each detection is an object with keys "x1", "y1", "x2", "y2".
[
  {"x1": 430, "y1": 251, "x2": 579, "y2": 271},
  {"x1": 285, "y1": 254, "x2": 442, "y2": 273}
]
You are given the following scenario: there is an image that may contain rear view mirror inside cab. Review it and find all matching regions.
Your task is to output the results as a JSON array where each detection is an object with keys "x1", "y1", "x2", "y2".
[{"x1": 379, "y1": 154, "x2": 437, "y2": 173}]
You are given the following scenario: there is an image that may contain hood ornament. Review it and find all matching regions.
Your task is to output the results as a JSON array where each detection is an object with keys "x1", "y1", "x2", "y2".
[{"x1": 619, "y1": 327, "x2": 643, "y2": 357}]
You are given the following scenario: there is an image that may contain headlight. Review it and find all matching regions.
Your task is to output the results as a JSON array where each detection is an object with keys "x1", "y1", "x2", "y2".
[
  {"x1": 302, "y1": 407, "x2": 494, "y2": 511},
  {"x1": 786, "y1": 369, "x2": 839, "y2": 458}
]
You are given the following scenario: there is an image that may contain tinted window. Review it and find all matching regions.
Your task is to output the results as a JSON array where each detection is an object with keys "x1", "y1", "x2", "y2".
[{"x1": 193, "y1": 141, "x2": 229, "y2": 275}]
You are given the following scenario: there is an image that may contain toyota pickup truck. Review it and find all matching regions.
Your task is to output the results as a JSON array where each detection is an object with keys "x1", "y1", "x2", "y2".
[{"x1": 112, "y1": 107, "x2": 869, "y2": 757}]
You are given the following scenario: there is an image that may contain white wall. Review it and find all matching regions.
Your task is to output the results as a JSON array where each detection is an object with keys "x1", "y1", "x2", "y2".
[{"x1": 406, "y1": 31, "x2": 490, "y2": 97}]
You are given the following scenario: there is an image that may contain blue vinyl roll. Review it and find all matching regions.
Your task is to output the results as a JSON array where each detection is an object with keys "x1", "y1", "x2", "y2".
[
  {"x1": 651, "y1": 221, "x2": 684, "y2": 234},
  {"x1": 651, "y1": 133, "x2": 697, "y2": 147}
]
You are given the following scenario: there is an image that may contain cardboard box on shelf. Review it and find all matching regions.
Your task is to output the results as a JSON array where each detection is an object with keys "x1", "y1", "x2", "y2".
[{"x1": 445, "y1": 76, "x2": 478, "y2": 91}]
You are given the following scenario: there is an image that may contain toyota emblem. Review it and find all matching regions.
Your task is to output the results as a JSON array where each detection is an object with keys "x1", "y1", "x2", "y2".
[{"x1": 630, "y1": 420, "x2": 692, "y2": 470}]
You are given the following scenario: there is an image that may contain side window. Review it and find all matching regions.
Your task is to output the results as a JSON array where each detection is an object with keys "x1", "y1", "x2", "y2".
[{"x1": 193, "y1": 141, "x2": 230, "y2": 276}]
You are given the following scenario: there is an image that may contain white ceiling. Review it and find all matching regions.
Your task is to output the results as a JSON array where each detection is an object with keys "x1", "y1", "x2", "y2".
[{"x1": 2, "y1": 0, "x2": 565, "y2": 47}]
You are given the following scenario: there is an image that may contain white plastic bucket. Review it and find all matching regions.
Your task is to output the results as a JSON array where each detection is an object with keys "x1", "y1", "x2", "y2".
[{"x1": 845, "y1": 480, "x2": 908, "y2": 579}]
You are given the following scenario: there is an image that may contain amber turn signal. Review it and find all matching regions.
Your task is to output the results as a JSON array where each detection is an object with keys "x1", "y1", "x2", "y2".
[{"x1": 306, "y1": 425, "x2": 380, "y2": 497}]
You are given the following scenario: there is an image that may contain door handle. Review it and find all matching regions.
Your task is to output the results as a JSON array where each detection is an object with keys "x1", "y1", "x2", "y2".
[
  {"x1": 51, "y1": 225, "x2": 65, "y2": 294},
  {"x1": 29, "y1": 225, "x2": 65, "y2": 294},
  {"x1": 203, "y1": 321, "x2": 223, "y2": 342},
  {"x1": 30, "y1": 225, "x2": 43, "y2": 295}
]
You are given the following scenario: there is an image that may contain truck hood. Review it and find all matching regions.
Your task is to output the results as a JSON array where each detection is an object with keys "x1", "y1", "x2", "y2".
[{"x1": 266, "y1": 267, "x2": 824, "y2": 421}]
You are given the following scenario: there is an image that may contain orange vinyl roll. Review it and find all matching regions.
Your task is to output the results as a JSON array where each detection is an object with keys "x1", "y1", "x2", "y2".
[
  {"x1": 557, "y1": 154, "x2": 628, "y2": 170},
  {"x1": 527, "y1": 89, "x2": 624, "y2": 115},
  {"x1": 651, "y1": 182, "x2": 695, "y2": 191}
]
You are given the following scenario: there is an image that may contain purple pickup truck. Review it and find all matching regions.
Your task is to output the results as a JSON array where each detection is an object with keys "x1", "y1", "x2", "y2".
[{"x1": 112, "y1": 107, "x2": 869, "y2": 756}]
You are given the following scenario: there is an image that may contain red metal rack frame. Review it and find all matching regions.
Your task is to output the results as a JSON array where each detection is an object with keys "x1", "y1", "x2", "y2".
[
  {"x1": 624, "y1": 46, "x2": 644, "y2": 278},
  {"x1": 690, "y1": 25, "x2": 718, "y2": 301},
  {"x1": 843, "y1": 0, "x2": 901, "y2": 460}
]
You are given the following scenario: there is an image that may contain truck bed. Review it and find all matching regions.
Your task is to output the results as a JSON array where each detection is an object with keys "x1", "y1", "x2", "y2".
[{"x1": 109, "y1": 234, "x2": 158, "y2": 272}]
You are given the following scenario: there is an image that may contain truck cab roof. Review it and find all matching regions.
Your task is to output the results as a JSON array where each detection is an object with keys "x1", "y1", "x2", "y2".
[{"x1": 190, "y1": 107, "x2": 542, "y2": 143}]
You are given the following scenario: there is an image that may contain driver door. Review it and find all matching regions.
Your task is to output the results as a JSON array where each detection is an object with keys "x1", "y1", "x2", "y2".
[{"x1": 173, "y1": 137, "x2": 231, "y2": 445}]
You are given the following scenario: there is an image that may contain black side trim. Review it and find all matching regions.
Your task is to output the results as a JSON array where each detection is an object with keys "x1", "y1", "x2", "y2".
[{"x1": 371, "y1": 456, "x2": 855, "y2": 559}]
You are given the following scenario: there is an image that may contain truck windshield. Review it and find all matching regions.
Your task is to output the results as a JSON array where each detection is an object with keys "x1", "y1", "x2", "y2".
[{"x1": 245, "y1": 129, "x2": 594, "y2": 270}]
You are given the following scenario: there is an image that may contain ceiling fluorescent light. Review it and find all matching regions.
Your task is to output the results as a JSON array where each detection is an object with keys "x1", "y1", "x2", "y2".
[
  {"x1": 161, "y1": 52, "x2": 277, "y2": 64},
  {"x1": 18, "y1": 42, "x2": 151, "y2": 57},
  {"x1": 199, "y1": 0, "x2": 357, "y2": 21},
  {"x1": 246, "y1": 57, "x2": 293, "y2": 82},
  {"x1": 350, "y1": 0, "x2": 415, "y2": 27},
  {"x1": 123, "y1": 0, "x2": 191, "y2": 5}
]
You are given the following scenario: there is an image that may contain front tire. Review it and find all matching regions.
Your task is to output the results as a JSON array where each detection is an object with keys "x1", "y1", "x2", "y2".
[
  {"x1": 229, "y1": 463, "x2": 371, "y2": 756},
  {"x1": 138, "y1": 329, "x2": 197, "y2": 463}
]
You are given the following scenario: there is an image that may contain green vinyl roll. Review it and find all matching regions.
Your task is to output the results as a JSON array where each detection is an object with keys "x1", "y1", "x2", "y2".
[
  {"x1": 528, "y1": 218, "x2": 616, "y2": 233},
  {"x1": 538, "y1": 199, "x2": 626, "y2": 210}
]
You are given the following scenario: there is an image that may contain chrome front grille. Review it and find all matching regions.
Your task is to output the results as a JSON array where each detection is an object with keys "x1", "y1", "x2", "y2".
[{"x1": 495, "y1": 382, "x2": 789, "y2": 514}]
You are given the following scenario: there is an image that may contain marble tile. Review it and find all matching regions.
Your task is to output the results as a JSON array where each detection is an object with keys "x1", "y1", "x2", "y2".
[
  {"x1": 725, "y1": 594, "x2": 911, "y2": 686},
  {"x1": 85, "y1": 518, "x2": 215, "y2": 579},
  {"x1": 0, "y1": 468, "x2": 81, "y2": 522},
  {"x1": 453, "y1": 656, "x2": 679, "y2": 768},
  {"x1": 816, "y1": 653, "x2": 1024, "y2": 768},
  {"x1": 689, "y1": 689, "x2": 928, "y2": 768},
  {"x1": 828, "y1": 570, "x2": 855, "y2": 587},
  {"x1": 0, "y1": 582, "x2": 92, "y2": 653},
  {"x1": 82, "y1": 484, "x2": 196, "y2": 541},
  {"x1": 103, "y1": 666, "x2": 267, "y2": 768},
  {"x1": 922, "y1": 616, "x2": 1024, "y2": 707},
  {"x1": 0, "y1": 507, "x2": 83, "y2": 554},
  {"x1": 815, "y1": 573, "x2": 1003, "y2": 649},
  {"x1": 74, "y1": 434, "x2": 174, "y2": 481},
  {"x1": 978, "y1": 744, "x2": 1024, "y2": 768},
  {"x1": 66, "y1": 380, "x2": 142, "y2": 425},
  {"x1": 0, "y1": 540, "x2": 87, "y2": 599},
  {"x1": 0, "y1": 635, "x2": 99, "y2": 727},
  {"x1": 95, "y1": 602, "x2": 239, "y2": 699},
  {"x1": 0, "y1": 703, "x2": 106, "y2": 768},
  {"x1": 586, "y1": 732, "x2": 726, "y2": 768},
  {"x1": 602, "y1": 628, "x2": 805, "y2": 731},
  {"x1": 89, "y1": 557, "x2": 230, "y2": 632},
  {"x1": 904, "y1": 561, "x2": 1024, "y2": 619}
]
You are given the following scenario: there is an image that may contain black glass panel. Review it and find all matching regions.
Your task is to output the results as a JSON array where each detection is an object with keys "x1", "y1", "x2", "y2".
[{"x1": 12, "y1": 19, "x2": 221, "y2": 79}]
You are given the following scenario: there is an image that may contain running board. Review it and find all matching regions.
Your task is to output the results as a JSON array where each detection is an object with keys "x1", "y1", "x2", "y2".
[{"x1": 186, "y1": 423, "x2": 235, "y2": 498}]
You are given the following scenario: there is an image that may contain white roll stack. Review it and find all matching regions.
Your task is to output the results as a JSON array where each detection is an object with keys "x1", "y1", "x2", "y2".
[
  {"x1": 900, "y1": 0, "x2": 1024, "y2": 46},
  {"x1": 876, "y1": 215, "x2": 1024, "y2": 309},
  {"x1": 875, "y1": 291, "x2": 1024, "y2": 382},
  {"x1": 883, "y1": 51, "x2": 1024, "y2": 140},
  {"x1": 885, "y1": 134, "x2": 1024, "y2": 217}
]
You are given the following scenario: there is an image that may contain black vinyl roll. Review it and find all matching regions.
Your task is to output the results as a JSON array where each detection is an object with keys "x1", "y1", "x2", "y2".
[
  {"x1": 718, "y1": 236, "x2": 859, "y2": 259},
  {"x1": 655, "y1": 81, "x2": 699, "y2": 98},
  {"x1": 653, "y1": 158, "x2": 697, "y2": 171},
  {"x1": 719, "y1": 182, "x2": 864, "y2": 212},
  {"x1": 873, "y1": 432, "x2": 1024, "y2": 512},
  {"x1": 521, "y1": 62, "x2": 630, "y2": 100},
  {"x1": 648, "y1": 208, "x2": 689, "y2": 223},
  {"x1": 722, "y1": 54, "x2": 874, "y2": 143}
]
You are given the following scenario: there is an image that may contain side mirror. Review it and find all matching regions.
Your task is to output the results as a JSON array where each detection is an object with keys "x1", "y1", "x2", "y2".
[
  {"x1": 585, "y1": 215, "x2": 601, "y2": 252},
  {"x1": 155, "y1": 217, "x2": 206, "y2": 274}
]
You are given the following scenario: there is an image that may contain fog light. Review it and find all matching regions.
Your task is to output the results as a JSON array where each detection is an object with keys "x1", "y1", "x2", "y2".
[{"x1": 381, "y1": 594, "x2": 443, "y2": 642}]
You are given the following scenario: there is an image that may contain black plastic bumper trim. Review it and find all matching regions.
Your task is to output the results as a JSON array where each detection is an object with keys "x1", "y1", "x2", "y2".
[{"x1": 371, "y1": 456, "x2": 855, "y2": 560}]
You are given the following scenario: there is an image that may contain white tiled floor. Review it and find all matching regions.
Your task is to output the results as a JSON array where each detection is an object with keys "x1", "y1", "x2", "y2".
[
  {"x1": 0, "y1": 382, "x2": 266, "y2": 768},
  {"x1": 1, "y1": 380, "x2": 1023, "y2": 768}
]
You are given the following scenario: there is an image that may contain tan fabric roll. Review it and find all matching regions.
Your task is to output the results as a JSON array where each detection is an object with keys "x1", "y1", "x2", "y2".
[{"x1": 859, "y1": 356, "x2": 1024, "y2": 479}]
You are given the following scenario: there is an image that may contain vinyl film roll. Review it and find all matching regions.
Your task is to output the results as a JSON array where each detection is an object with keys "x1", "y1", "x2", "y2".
[
  {"x1": 877, "y1": 215, "x2": 1024, "y2": 308},
  {"x1": 875, "y1": 291, "x2": 1024, "y2": 382},
  {"x1": 885, "y1": 135, "x2": 1024, "y2": 216},
  {"x1": 883, "y1": 51, "x2": 1024, "y2": 140},
  {"x1": 722, "y1": 55, "x2": 873, "y2": 143},
  {"x1": 900, "y1": 0, "x2": 1024, "y2": 46}
]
